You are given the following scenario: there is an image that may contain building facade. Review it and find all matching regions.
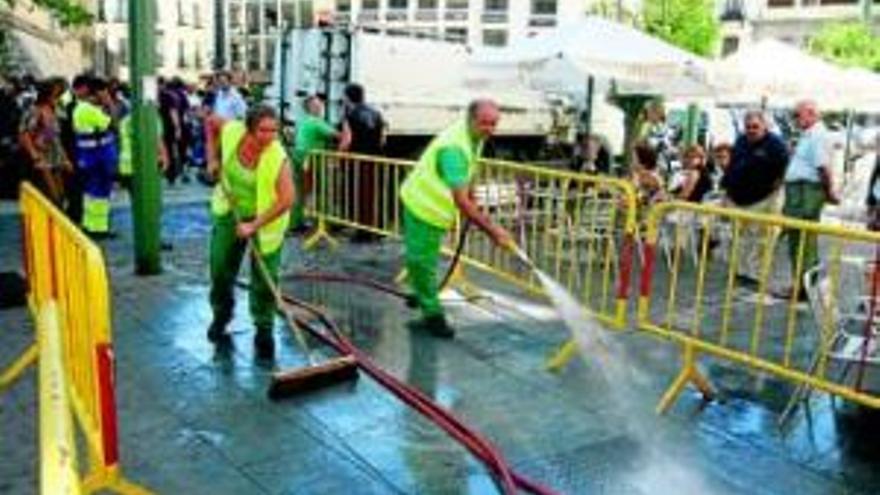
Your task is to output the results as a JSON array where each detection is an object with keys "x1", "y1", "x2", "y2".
[
  {"x1": 219, "y1": 0, "x2": 308, "y2": 82},
  {"x1": 0, "y1": 1, "x2": 95, "y2": 78},
  {"x1": 94, "y1": 0, "x2": 213, "y2": 81},
  {"x1": 719, "y1": 0, "x2": 879, "y2": 55},
  {"x1": 329, "y1": 0, "x2": 586, "y2": 48},
  {"x1": 216, "y1": 0, "x2": 586, "y2": 82}
]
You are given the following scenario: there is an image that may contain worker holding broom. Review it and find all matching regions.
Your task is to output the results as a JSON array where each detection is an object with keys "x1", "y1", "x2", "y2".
[
  {"x1": 399, "y1": 99, "x2": 515, "y2": 338},
  {"x1": 205, "y1": 105, "x2": 295, "y2": 360}
]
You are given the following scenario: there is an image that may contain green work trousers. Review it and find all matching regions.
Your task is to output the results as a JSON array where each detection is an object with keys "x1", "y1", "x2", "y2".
[
  {"x1": 209, "y1": 213, "x2": 282, "y2": 334},
  {"x1": 404, "y1": 208, "x2": 447, "y2": 319},
  {"x1": 782, "y1": 181, "x2": 825, "y2": 281}
]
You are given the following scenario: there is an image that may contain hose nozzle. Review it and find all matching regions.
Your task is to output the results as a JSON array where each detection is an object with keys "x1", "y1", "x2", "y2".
[{"x1": 505, "y1": 240, "x2": 535, "y2": 271}]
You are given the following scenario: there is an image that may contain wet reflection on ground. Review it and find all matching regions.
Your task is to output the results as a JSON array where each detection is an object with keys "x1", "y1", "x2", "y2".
[{"x1": 1, "y1": 202, "x2": 879, "y2": 494}]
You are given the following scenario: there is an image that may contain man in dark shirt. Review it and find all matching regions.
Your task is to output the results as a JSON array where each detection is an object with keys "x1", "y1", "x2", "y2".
[
  {"x1": 59, "y1": 75, "x2": 91, "y2": 221},
  {"x1": 159, "y1": 78, "x2": 187, "y2": 185},
  {"x1": 721, "y1": 111, "x2": 789, "y2": 285},
  {"x1": 340, "y1": 83, "x2": 386, "y2": 242}
]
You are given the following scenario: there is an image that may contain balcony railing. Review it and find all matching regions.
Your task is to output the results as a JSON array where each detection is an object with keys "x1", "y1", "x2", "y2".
[
  {"x1": 528, "y1": 14, "x2": 556, "y2": 27},
  {"x1": 385, "y1": 9, "x2": 408, "y2": 21},
  {"x1": 481, "y1": 10, "x2": 508, "y2": 23},
  {"x1": 359, "y1": 10, "x2": 380, "y2": 22},
  {"x1": 445, "y1": 10, "x2": 468, "y2": 21},
  {"x1": 415, "y1": 9, "x2": 439, "y2": 21}
]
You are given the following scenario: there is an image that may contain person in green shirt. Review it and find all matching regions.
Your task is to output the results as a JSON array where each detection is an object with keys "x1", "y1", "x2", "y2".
[
  {"x1": 399, "y1": 99, "x2": 514, "y2": 338},
  {"x1": 290, "y1": 95, "x2": 345, "y2": 230}
]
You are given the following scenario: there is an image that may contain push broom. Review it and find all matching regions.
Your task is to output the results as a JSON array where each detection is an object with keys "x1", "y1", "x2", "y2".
[{"x1": 218, "y1": 178, "x2": 358, "y2": 399}]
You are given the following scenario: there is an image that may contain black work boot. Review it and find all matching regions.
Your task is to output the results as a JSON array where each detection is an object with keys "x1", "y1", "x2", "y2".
[
  {"x1": 424, "y1": 314, "x2": 454, "y2": 339},
  {"x1": 405, "y1": 294, "x2": 420, "y2": 309},
  {"x1": 254, "y1": 329, "x2": 275, "y2": 362}
]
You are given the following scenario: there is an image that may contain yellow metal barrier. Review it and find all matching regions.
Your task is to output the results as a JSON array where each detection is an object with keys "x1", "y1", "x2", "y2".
[
  {"x1": 1, "y1": 183, "x2": 153, "y2": 494},
  {"x1": 38, "y1": 301, "x2": 82, "y2": 495},
  {"x1": 638, "y1": 200, "x2": 880, "y2": 413},
  {"x1": 471, "y1": 159, "x2": 638, "y2": 330},
  {"x1": 302, "y1": 152, "x2": 639, "y2": 366},
  {"x1": 303, "y1": 151, "x2": 414, "y2": 249}
]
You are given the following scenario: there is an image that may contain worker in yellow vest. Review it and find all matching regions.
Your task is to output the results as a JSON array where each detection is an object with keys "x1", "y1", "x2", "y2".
[
  {"x1": 73, "y1": 77, "x2": 118, "y2": 238},
  {"x1": 205, "y1": 105, "x2": 295, "y2": 361},
  {"x1": 399, "y1": 99, "x2": 513, "y2": 338},
  {"x1": 117, "y1": 111, "x2": 169, "y2": 191}
]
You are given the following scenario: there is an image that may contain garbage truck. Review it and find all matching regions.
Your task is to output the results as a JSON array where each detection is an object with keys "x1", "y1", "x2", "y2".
[{"x1": 267, "y1": 27, "x2": 578, "y2": 159}]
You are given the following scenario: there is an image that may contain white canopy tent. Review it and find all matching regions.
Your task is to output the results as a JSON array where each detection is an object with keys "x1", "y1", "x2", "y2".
[
  {"x1": 842, "y1": 68, "x2": 880, "y2": 112},
  {"x1": 713, "y1": 39, "x2": 880, "y2": 110},
  {"x1": 464, "y1": 16, "x2": 715, "y2": 101}
]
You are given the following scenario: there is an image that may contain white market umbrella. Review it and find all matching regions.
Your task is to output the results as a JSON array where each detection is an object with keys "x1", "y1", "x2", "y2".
[
  {"x1": 466, "y1": 16, "x2": 715, "y2": 100},
  {"x1": 714, "y1": 39, "x2": 863, "y2": 109}
]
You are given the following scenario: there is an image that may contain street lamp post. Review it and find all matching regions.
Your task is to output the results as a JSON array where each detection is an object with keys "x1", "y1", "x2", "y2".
[{"x1": 129, "y1": 0, "x2": 162, "y2": 275}]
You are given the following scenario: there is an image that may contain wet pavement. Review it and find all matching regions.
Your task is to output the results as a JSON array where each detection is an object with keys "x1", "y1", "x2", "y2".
[{"x1": 2, "y1": 198, "x2": 880, "y2": 494}]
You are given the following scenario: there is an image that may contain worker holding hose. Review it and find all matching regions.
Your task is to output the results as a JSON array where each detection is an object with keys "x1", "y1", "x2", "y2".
[
  {"x1": 399, "y1": 99, "x2": 514, "y2": 338},
  {"x1": 205, "y1": 105, "x2": 295, "y2": 360}
]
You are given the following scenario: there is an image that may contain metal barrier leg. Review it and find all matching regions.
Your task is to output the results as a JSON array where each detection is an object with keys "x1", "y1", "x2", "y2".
[
  {"x1": 656, "y1": 343, "x2": 715, "y2": 414},
  {"x1": 545, "y1": 339, "x2": 579, "y2": 372},
  {"x1": 0, "y1": 342, "x2": 38, "y2": 391},
  {"x1": 82, "y1": 467, "x2": 154, "y2": 495},
  {"x1": 105, "y1": 472, "x2": 155, "y2": 495},
  {"x1": 302, "y1": 217, "x2": 338, "y2": 251}
]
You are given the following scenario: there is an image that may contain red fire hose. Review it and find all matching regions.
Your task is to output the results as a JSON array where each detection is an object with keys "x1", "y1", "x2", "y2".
[{"x1": 275, "y1": 273, "x2": 557, "y2": 495}]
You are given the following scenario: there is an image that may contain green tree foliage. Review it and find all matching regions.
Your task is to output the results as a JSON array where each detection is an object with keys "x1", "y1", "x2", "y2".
[
  {"x1": 809, "y1": 22, "x2": 880, "y2": 72},
  {"x1": 588, "y1": 0, "x2": 640, "y2": 25},
  {"x1": 641, "y1": 0, "x2": 720, "y2": 56},
  {"x1": 2, "y1": 0, "x2": 93, "y2": 27}
]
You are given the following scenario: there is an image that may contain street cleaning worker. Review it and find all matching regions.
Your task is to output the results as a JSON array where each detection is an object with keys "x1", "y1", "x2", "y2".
[
  {"x1": 117, "y1": 103, "x2": 169, "y2": 192},
  {"x1": 399, "y1": 99, "x2": 514, "y2": 338},
  {"x1": 205, "y1": 105, "x2": 295, "y2": 361},
  {"x1": 73, "y1": 77, "x2": 118, "y2": 238},
  {"x1": 290, "y1": 95, "x2": 346, "y2": 232}
]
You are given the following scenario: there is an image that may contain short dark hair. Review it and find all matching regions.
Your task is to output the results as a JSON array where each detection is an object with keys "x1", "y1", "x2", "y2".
[
  {"x1": 344, "y1": 83, "x2": 364, "y2": 104},
  {"x1": 72, "y1": 74, "x2": 91, "y2": 90},
  {"x1": 245, "y1": 105, "x2": 278, "y2": 132},
  {"x1": 35, "y1": 80, "x2": 57, "y2": 105},
  {"x1": 88, "y1": 77, "x2": 109, "y2": 94},
  {"x1": 633, "y1": 141, "x2": 658, "y2": 170}
]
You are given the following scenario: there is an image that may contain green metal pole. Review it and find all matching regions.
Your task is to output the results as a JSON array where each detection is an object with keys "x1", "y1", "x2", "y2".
[
  {"x1": 684, "y1": 103, "x2": 700, "y2": 146},
  {"x1": 129, "y1": 0, "x2": 162, "y2": 275},
  {"x1": 862, "y1": 0, "x2": 872, "y2": 24}
]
